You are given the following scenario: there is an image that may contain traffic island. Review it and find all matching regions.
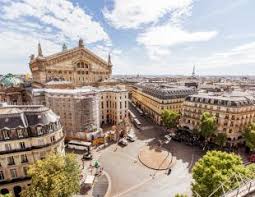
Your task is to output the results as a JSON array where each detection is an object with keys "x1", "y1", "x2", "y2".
[{"x1": 138, "y1": 145, "x2": 175, "y2": 170}]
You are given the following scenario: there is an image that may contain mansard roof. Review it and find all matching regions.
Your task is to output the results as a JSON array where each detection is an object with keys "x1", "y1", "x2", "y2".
[
  {"x1": 135, "y1": 83, "x2": 196, "y2": 99},
  {"x1": 0, "y1": 105, "x2": 59, "y2": 129},
  {"x1": 186, "y1": 92, "x2": 255, "y2": 107}
]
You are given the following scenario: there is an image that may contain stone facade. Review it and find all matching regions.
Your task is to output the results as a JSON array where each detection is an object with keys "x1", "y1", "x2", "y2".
[
  {"x1": 180, "y1": 92, "x2": 255, "y2": 145},
  {"x1": 0, "y1": 105, "x2": 65, "y2": 196},
  {"x1": 29, "y1": 39, "x2": 112, "y2": 86},
  {"x1": 28, "y1": 86, "x2": 129, "y2": 140},
  {"x1": 131, "y1": 83, "x2": 196, "y2": 125},
  {"x1": 99, "y1": 86, "x2": 129, "y2": 126}
]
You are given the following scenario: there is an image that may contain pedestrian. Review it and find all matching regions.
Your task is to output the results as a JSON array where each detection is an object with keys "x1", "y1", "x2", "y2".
[{"x1": 167, "y1": 168, "x2": 172, "y2": 175}]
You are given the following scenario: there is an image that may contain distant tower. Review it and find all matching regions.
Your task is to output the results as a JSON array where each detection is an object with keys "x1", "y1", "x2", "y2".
[
  {"x1": 38, "y1": 43, "x2": 43, "y2": 57},
  {"x1": 62, "y1": 43, "x2": 67, "y2": 51},
  {"x1": 108, "y1": 53, "x2": 112, "y2": 66},
  {"x1": 78, "y1": 38, "x2": 84, "y2": 48},
  {"x1": 192, "y1": 65, "x2": 196, "y2": 77}
]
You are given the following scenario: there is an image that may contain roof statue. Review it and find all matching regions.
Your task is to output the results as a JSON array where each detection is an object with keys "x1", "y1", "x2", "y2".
[
  {"x1": 38, "y1": 42, "x2": 43, "y2": 57},
  {"x1": 78, "y1": 38, "x2": 84, "y2": 48},
  {"x1": 108, "y1": 53, "x2": 112, "y2": 66},
  {"x1": 62, "y1": 43, "x2": 67, "y2": 51}
]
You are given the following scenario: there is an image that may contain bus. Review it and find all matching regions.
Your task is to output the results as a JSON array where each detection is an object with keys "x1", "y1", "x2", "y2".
[
  {"x1": 67, "y1": 140, "x2": 92, "y2": 152},
  {"x1": 128, "y1": 110, "x2": 136, "y2": 122},
  {"x1": 136, "y1": 108, "x2": 144, "y2": 116},
  {"x1": 134, "y1": 118, "x2": 142, "y2": 128}
]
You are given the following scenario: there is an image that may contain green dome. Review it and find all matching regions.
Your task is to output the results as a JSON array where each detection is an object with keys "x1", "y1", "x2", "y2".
[{"x1": 0, "y1": 73, "x2": 23, "y2": 87}]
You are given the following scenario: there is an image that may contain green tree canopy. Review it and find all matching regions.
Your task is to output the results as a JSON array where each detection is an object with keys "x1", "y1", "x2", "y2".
[
  {"x1": 192, "y1": 151, "x2": 255, "y2": 197},
  {"x1": 214, "y1": 133, "x2": 227, "y2": 148},
  {"x1": 244, "y1": 123, "x2": 255, "y2": 152},
  {"x1": 174, "y1": 194, "x2": 188, "y2": 197},
  {"x1": 161, "y1": 110, "x2": 180, "y2": 129},
  {"x1": 21, "y1": 153, "x2": 80, "y2": 197},
  {"x1": 199, "y1": 112, "x2": 217, "y2": 139}
]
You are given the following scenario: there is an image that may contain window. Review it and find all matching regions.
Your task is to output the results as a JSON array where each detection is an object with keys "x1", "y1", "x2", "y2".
[
  {"x1": 0, "y1": 171, "x2": 4, "y2": 181},
  {"x1": 7, "y1": 156, "x2": 15, "y2": 165},
  {"x1": 21, "y1": 154, "x2": 28, "y2": 163},
  {"x1": 10, "y1": 169, "x2": 17, "y2": 178},
  {"x1": 23, "y1": 167, "x2": 28, "y2": 176},
  {"x1": 5, "y1": 143, "x2": 11, "y2": 151},
  {"x1": 17, "y1": 129, "x2": 23, "y2": 138},
  {"x1": 50, "y1": 136, "x2": 56, "y2": 143},
  {"x1": 20, "y1": 142, "x2": 26, "y2": 149},
  {"x1": 37, "y1": 126, "x2": 43, "y2": 135},
  {"x1": 3, "y1": 130, "x2": 10, "y2": 139}
]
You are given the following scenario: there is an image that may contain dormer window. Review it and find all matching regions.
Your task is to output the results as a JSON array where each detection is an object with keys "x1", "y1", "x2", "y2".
[
  {"x1": 3, "y1": 130, "x2": 10, "y2": 140},
  {"x1": 17, "y1": 129, "x2": 23, "y2": 138},
  {"x1": 37, "y1": 126, "x2": 43, "y2": 135}
]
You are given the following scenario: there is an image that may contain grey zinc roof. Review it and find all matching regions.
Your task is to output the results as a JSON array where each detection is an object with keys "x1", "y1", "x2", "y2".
[
  {"x1": 0, "y1": 105, "x2": 59, "y2": 129},
  {"x1": 186, "y1": 93, "x2": 255, "y2": 107},
  {"x1": 135, "y1": 83, "x2": 196, "y2": 99}
]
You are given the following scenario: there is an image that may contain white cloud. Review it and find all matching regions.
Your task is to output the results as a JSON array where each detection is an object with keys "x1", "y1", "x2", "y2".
[
  {"x1": 137, "y1": 25, "x2": 217, "y2": 60},
  {"x1": 138, "y1": 25, "x2": 218, "y2": 47},
  {"x1": 2, "y1": 0, "x2": 109, "y2": 43},
  {"x1": 103, "y1": 0, "x2": 193, "y2": 29},
  {"x1": 195, "y1": 41, "x2": 255, "y2": 69},
  {"x1": 0, "y1": 31, "x2": 60, "y2": 74}
]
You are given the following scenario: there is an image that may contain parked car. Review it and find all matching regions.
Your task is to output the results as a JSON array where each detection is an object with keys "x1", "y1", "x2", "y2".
[
  {"x1": 126, "y1": 134, "x2": 135, "y2": 142},
  {"x1": 118, "y1": 138, "x2": 128, "y2": 146},
  {"x1": 82, "y1": 152, "x2": 93, "y2": 160}
]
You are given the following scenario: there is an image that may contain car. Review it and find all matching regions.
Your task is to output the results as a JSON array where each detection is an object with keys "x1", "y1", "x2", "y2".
[
  {"x1": 118, "y1": 138, "x2": 128, "y2": 146},
  {"x1": 164, "y1": 134, "x2": 172, "y2": 141},
  {"x1": 249, "y1": 154, "x2": 255, "y2": 163},
  {"x1": 82, "y1": 152, "x2": 93, "y2": 160},
  {"x1": 126, "y1": 134, "x2": 135, "y2": 142}
]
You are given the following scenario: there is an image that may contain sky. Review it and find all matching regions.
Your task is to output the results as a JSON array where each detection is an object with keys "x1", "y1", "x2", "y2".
[{"x1": 0, "y1": 0, "x2": 255, "y2": 76}]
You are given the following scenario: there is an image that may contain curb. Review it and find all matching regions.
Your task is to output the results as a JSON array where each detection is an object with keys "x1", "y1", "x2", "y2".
[
  {"x1": 103, "y1": 170, "x2": 112, "y2": 197},
  {"x1": 138, "y1": 146, "x2": 177, "y2": 170}
]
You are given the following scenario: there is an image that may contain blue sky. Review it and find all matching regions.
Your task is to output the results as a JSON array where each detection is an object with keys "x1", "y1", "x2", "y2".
[{"x1": 0, "y1": 0, "x2": 255, "y2": 75}]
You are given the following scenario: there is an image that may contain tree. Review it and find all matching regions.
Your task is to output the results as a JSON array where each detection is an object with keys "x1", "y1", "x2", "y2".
[
  {"x1": 21, "y1": 153, "x2": 80, "y2": 197},
  {"x1": 174, "y1": 194, "x2": 188, "y2": 197},
  {"x1": 214, "y1": 133, "x2": 227, "y2": 148},
  {"x1": 192, "y1": 150, "x2": 255, "y2": 197},
  {"x1": 199, "y1": 112, "x2": 217, "y2": 139},
  {"x1": 243, "y1": 123, "x2": 255, "y2": 152},
  {"x1": 161, "y1": 110, "x2": 180, "y2": 129}
]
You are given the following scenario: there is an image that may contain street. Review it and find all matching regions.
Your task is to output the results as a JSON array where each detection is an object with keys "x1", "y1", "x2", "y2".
[{"x1": 95, "y1": 103, "x2": 203, "y2": 197}]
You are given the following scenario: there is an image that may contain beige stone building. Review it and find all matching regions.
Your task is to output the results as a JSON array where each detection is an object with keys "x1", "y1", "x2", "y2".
[
  {"x1": 0, "y1": 105, "x2": 65, "y2": 196},
  {"x1": 28, "y1": 86, "x2": 128, "y2": 140},
  {"x1": 180, "y1": 92, "x2": 255, "y2": 145},
  {"x1": 99, "y1": 86, "x2": 129, "y2": 126},
  {"x1": 29, "y1": 39, "x2": 112, "y2": 86},
  {"x1": 131, "y1": 83, "x2": 196, "y2": 125}
]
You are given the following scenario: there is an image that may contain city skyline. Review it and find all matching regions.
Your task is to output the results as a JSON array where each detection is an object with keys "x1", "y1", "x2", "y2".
[{"x1": 0, "y1": 0, "x2": 255, "y2": 75}]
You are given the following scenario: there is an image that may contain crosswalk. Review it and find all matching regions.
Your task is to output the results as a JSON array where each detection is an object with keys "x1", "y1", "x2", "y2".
[{"x1": 92, "y1": 174, "x2": 109, "y2": 197}]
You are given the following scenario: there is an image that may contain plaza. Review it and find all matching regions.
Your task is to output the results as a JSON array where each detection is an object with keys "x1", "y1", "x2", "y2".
[{"x1": 73, "y1": 103, "x2": 204, "y2": 197}]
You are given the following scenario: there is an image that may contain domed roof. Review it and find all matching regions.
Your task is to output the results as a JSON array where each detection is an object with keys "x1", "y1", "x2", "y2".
[{"x1": 0, "y1": 73, "x2": 23, "y2": 87}]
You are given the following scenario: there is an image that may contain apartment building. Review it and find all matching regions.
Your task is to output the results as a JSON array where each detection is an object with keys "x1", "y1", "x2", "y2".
[
  {"x1": 131, "y1": 83, "x2": 196, "y2": 125},
  {"x1": 0, "y1": 105, "x2": 65, "y2": 196},
  {"x1": 180, "y1": 92, "x2": 255, "y2": 145}
]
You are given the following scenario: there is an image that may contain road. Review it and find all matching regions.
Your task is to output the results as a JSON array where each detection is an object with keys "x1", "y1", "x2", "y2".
[{"x1": 95, "y1": 104, "x2": 204, "y2": 197}]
